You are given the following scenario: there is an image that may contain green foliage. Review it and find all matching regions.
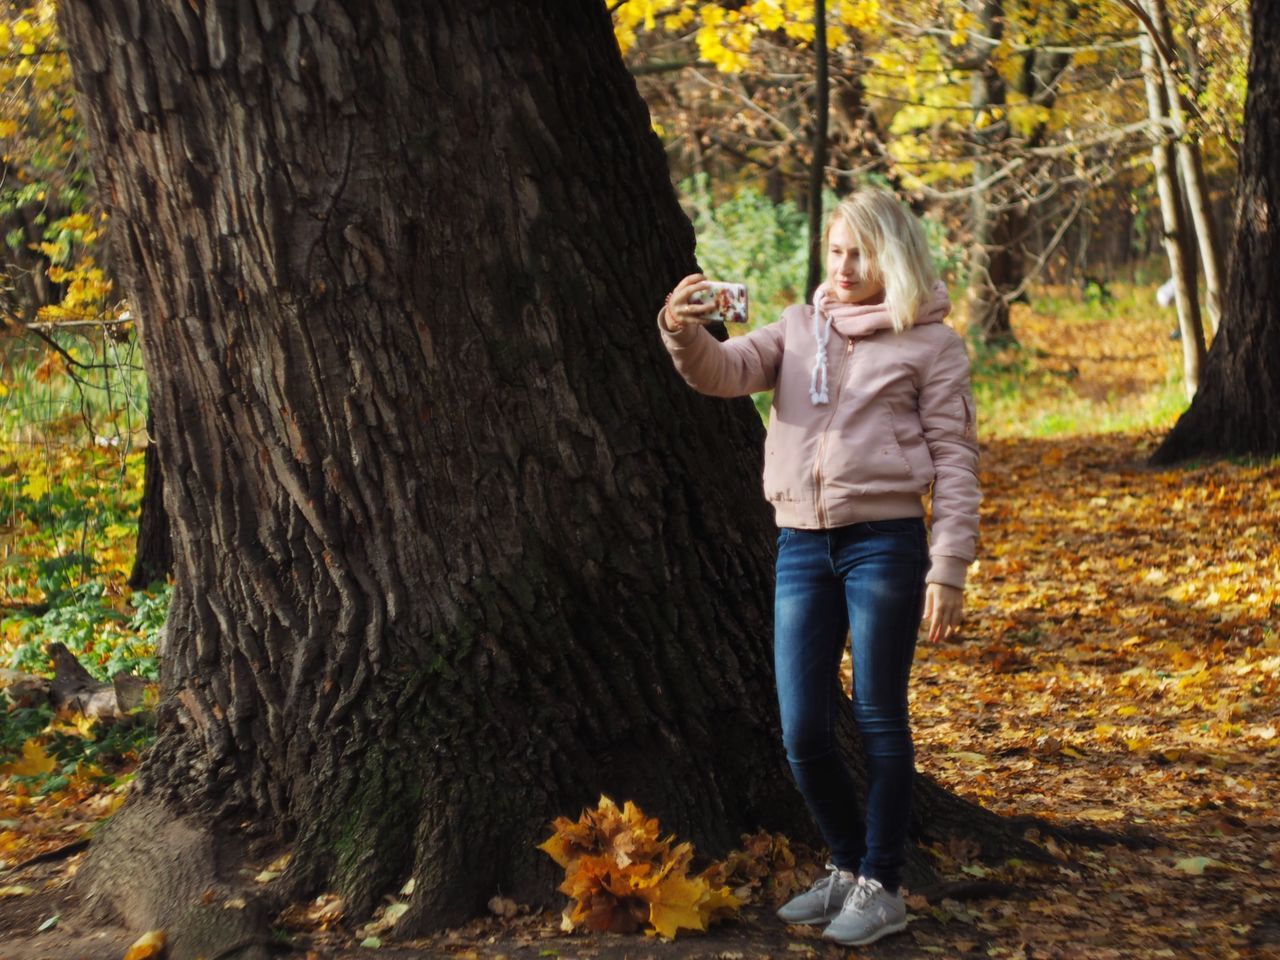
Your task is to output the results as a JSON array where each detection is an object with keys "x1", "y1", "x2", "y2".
[
  {"x1": 0, "y1": 687, "x2": 154, "y2": 794},
  {"x1": 0, "y1": 688, "x2": 52, "y2": 757},
  {"x1": 682, "y1": 174, "x2": 812, "y2": 317},
  {"x1": 3, "y1": 580, "x2": 165, "y2": 681}
]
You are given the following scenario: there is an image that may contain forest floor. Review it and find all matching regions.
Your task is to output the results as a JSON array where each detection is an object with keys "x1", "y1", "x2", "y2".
[{"x1": 2, "y1": 287, "x2": 1278, "y2": 958}]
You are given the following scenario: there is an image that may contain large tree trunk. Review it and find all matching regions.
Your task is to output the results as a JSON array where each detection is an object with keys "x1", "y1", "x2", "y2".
[
  {"x1": 58, "y1": 1, "x2": 1028, "y2": 954},
  {"x1": 1151, "y1": 0, "x2": 1280, "y2": 462}
]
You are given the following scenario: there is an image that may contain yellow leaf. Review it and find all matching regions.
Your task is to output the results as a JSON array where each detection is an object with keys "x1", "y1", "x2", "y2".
[
  {"x1": 21, "y1": 473, "x2": 50, "y2": 500},
  {"x1": 123, "y1": 929, "x2": 166, "y2": 960},
  {"x1": 646, "y1": 872, "x2": 708, "y2": 938},
  {"x1": 1174, "y1": 856, "x2": 1228, "y2": 876},
  {"x1": 0, "y1": 885, "x2": 36, "y2": 897},
  {"x1": 2, "y1": 739, "x2": 56, "y2": 777}
]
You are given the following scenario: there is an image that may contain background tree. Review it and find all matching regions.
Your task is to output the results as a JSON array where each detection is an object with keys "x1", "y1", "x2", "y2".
[
  {"x1": 1138, "y1": 14, "x2": 1204, "y2": 395},
  {"x1": 1150, "y1": 0, "x2": 1279, "y2": 462},
  {"x1": 58, "y1": 1, "x2": 1033, "y2": 955}
]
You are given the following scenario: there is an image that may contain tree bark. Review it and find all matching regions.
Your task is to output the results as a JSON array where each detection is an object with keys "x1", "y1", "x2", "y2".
[
  {"x1": 58, "y1": 0, "x2": 1034, "y2": 951},
  {"x1": 1144, "y1": 0, "x2": 1225, "y2": 336},
  {"x1": 964, "y1": 0, "x2": 1017, "y2": 346},
  {"x1": 1151, "y1": 0, "x2": 1280, "y2": 462},
  {"x1": 1140, "y1": 29, "x2": 1205, "y2": 397}
]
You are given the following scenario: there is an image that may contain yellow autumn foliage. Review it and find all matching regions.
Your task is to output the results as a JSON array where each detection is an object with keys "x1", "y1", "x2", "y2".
[
  {"x1": 1, "y1": 739, "x2": 56, "y2": 778},
  {"x1": 539, "y1": 795, "x2": 741, "y2": 939}
]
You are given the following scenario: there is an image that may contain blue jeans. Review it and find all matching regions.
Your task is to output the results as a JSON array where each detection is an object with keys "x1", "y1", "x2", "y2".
[{"x1": 774, "y1": 520, "x2": 928, "y2": 892}]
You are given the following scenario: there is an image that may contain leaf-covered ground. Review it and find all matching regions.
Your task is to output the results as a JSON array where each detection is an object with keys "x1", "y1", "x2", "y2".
[{"x1": 2, "y1": 290, "x2": 1277, "y2": 957}]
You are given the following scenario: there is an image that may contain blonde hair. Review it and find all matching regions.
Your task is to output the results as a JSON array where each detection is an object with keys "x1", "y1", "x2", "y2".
[{"x1": 825, "y1": 189, "x2": 938, "y2": 332}]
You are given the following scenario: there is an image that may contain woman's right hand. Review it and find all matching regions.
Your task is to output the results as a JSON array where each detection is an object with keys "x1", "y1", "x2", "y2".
[{"x1": 663, "y1": 274, "x2": 717, "y2": 332}]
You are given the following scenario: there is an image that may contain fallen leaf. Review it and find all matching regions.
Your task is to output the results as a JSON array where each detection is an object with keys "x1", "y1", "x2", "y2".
[
  {"x1": 2, "y1": 740, "x2": 57, "y2": 778},
  {"x1": 123, "y1": 929, "x2": 166, "y2": 960},
  {"x1": 1174, "y1": 856, "x2": 1228, "y2": 875}
]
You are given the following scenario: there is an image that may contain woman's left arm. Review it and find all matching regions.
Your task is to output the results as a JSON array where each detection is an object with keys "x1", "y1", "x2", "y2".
[{"x1": 918, "y1": 332, "x2": 981, "y2": 640}]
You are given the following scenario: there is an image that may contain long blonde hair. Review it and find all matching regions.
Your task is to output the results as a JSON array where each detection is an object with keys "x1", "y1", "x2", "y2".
[{"x1": 825, "y1": 189, "x2": 938, "y2": 332}]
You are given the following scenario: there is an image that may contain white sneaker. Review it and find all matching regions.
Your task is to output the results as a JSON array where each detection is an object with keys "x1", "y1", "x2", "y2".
[
  {"x1": 820, "y1": 875, "x2": 907, "y2": 946},
  {"x1": 775, "y1": 863, "x2": 858, "y2": 926}
]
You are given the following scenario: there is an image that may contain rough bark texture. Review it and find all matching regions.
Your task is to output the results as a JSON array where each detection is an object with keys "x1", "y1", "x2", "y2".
[
  {"x1": 57, "y1": 0, "x2": 1031, "y2": 948},
  {"x1": 1151, "y1": 0, "x2": 1280, "y2": 462}
]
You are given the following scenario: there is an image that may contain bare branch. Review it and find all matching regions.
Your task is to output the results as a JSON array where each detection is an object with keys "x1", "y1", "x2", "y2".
[
  {"x1": 1000, "y1": 191, "x2": 1090, "y2": 304},
  {"x1": 1108, "y1": 0, "x2": 1181, "y2": 74}
]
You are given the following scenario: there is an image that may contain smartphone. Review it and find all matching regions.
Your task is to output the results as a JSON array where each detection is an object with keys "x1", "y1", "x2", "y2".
[{"x1": 690, "y1": 281, "x2": 749, "y2": 324}]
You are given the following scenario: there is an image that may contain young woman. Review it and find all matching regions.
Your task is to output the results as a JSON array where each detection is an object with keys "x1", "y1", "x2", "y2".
[{"x1": 658, "y1": 189, "x2": 980, "y2": 947}]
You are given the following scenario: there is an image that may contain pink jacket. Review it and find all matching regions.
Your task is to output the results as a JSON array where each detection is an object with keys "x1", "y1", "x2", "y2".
[{"x1": 659, "y1": 288, "x2": 980, "y2": 589}]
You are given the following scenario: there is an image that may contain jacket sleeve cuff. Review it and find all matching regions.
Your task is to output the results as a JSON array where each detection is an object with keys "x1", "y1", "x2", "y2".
[
  {"x1": 926, "y1": 555, "x2": 970, "y2": 590},
  {"x1": 658, "y1": 307, "x2": 700, "y2": 346}
]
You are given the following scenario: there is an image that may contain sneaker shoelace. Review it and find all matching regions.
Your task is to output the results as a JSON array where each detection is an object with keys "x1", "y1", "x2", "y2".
[
  {"x1": 816, "y1": 862, "x2": 851, "y2": 913},
  {"x1": 843, "y1": 876, "x2": 879, "y2": 912}
]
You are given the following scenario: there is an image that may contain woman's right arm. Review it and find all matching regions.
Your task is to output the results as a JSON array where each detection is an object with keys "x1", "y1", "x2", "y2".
[{"x1": 658, "y1": 273, "x2": 787, "y2": 398}]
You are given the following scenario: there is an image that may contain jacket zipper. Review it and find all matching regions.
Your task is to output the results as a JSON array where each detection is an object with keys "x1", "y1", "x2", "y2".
[{"x1": 813, "y1": 338, "x2": 855, "y2": 528}]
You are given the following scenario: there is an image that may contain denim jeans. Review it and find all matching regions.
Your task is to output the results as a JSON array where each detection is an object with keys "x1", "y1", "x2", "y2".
[{"x1": 774, "y1": 519, "x2": 928, "y2": 892}]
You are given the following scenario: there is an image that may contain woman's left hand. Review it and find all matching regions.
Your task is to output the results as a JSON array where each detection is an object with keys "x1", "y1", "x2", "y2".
[{"x1": 921, "y1": 583, "x2": 963, "y2": 643}]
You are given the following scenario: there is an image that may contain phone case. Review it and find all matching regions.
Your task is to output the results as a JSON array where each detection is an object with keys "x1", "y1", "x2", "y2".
[{"x1": 691, "y1": 281, "x2": 749, "y2": 324}]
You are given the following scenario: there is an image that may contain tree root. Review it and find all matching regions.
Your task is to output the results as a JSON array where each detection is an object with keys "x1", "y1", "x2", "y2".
[
  {"x1": 74, "y1": 797, "x2": 281, "y2": 960},
  {"x1": 11, "y1": 838, "x2": 90, "y2": 870}
]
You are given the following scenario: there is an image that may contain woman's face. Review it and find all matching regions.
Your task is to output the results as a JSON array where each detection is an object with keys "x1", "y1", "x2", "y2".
[{"x1": 826, "y1": 216, "x2": 885, "y2": 304}]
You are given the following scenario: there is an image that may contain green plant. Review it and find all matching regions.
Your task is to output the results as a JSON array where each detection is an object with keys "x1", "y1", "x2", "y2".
[
  {"x1": 2, "y1": 579, "x2": 165, "y2": 681},
  {"x1": 681, "y1": 174, "x2": 812, "y2": 317}
]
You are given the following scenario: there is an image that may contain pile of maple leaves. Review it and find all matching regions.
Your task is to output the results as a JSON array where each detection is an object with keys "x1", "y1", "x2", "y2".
[{"x1": 538, "y1": 795, "x2": 741, "y2": 938}]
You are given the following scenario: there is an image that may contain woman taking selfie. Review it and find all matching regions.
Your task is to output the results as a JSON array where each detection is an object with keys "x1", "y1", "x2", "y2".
[{"x1": 658, "y1": 188, "x2": 980, "y2": 947}]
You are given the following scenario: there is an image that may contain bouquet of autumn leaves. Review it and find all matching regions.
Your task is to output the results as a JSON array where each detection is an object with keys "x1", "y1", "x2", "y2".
[{"x1": 539, "y1": 795, "x2": 741, "y2": 938}]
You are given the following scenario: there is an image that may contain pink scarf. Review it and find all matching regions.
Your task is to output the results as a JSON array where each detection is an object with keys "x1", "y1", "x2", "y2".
[{"x1": 809, "y1": 280, "x2": 951, "y2": 404}]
